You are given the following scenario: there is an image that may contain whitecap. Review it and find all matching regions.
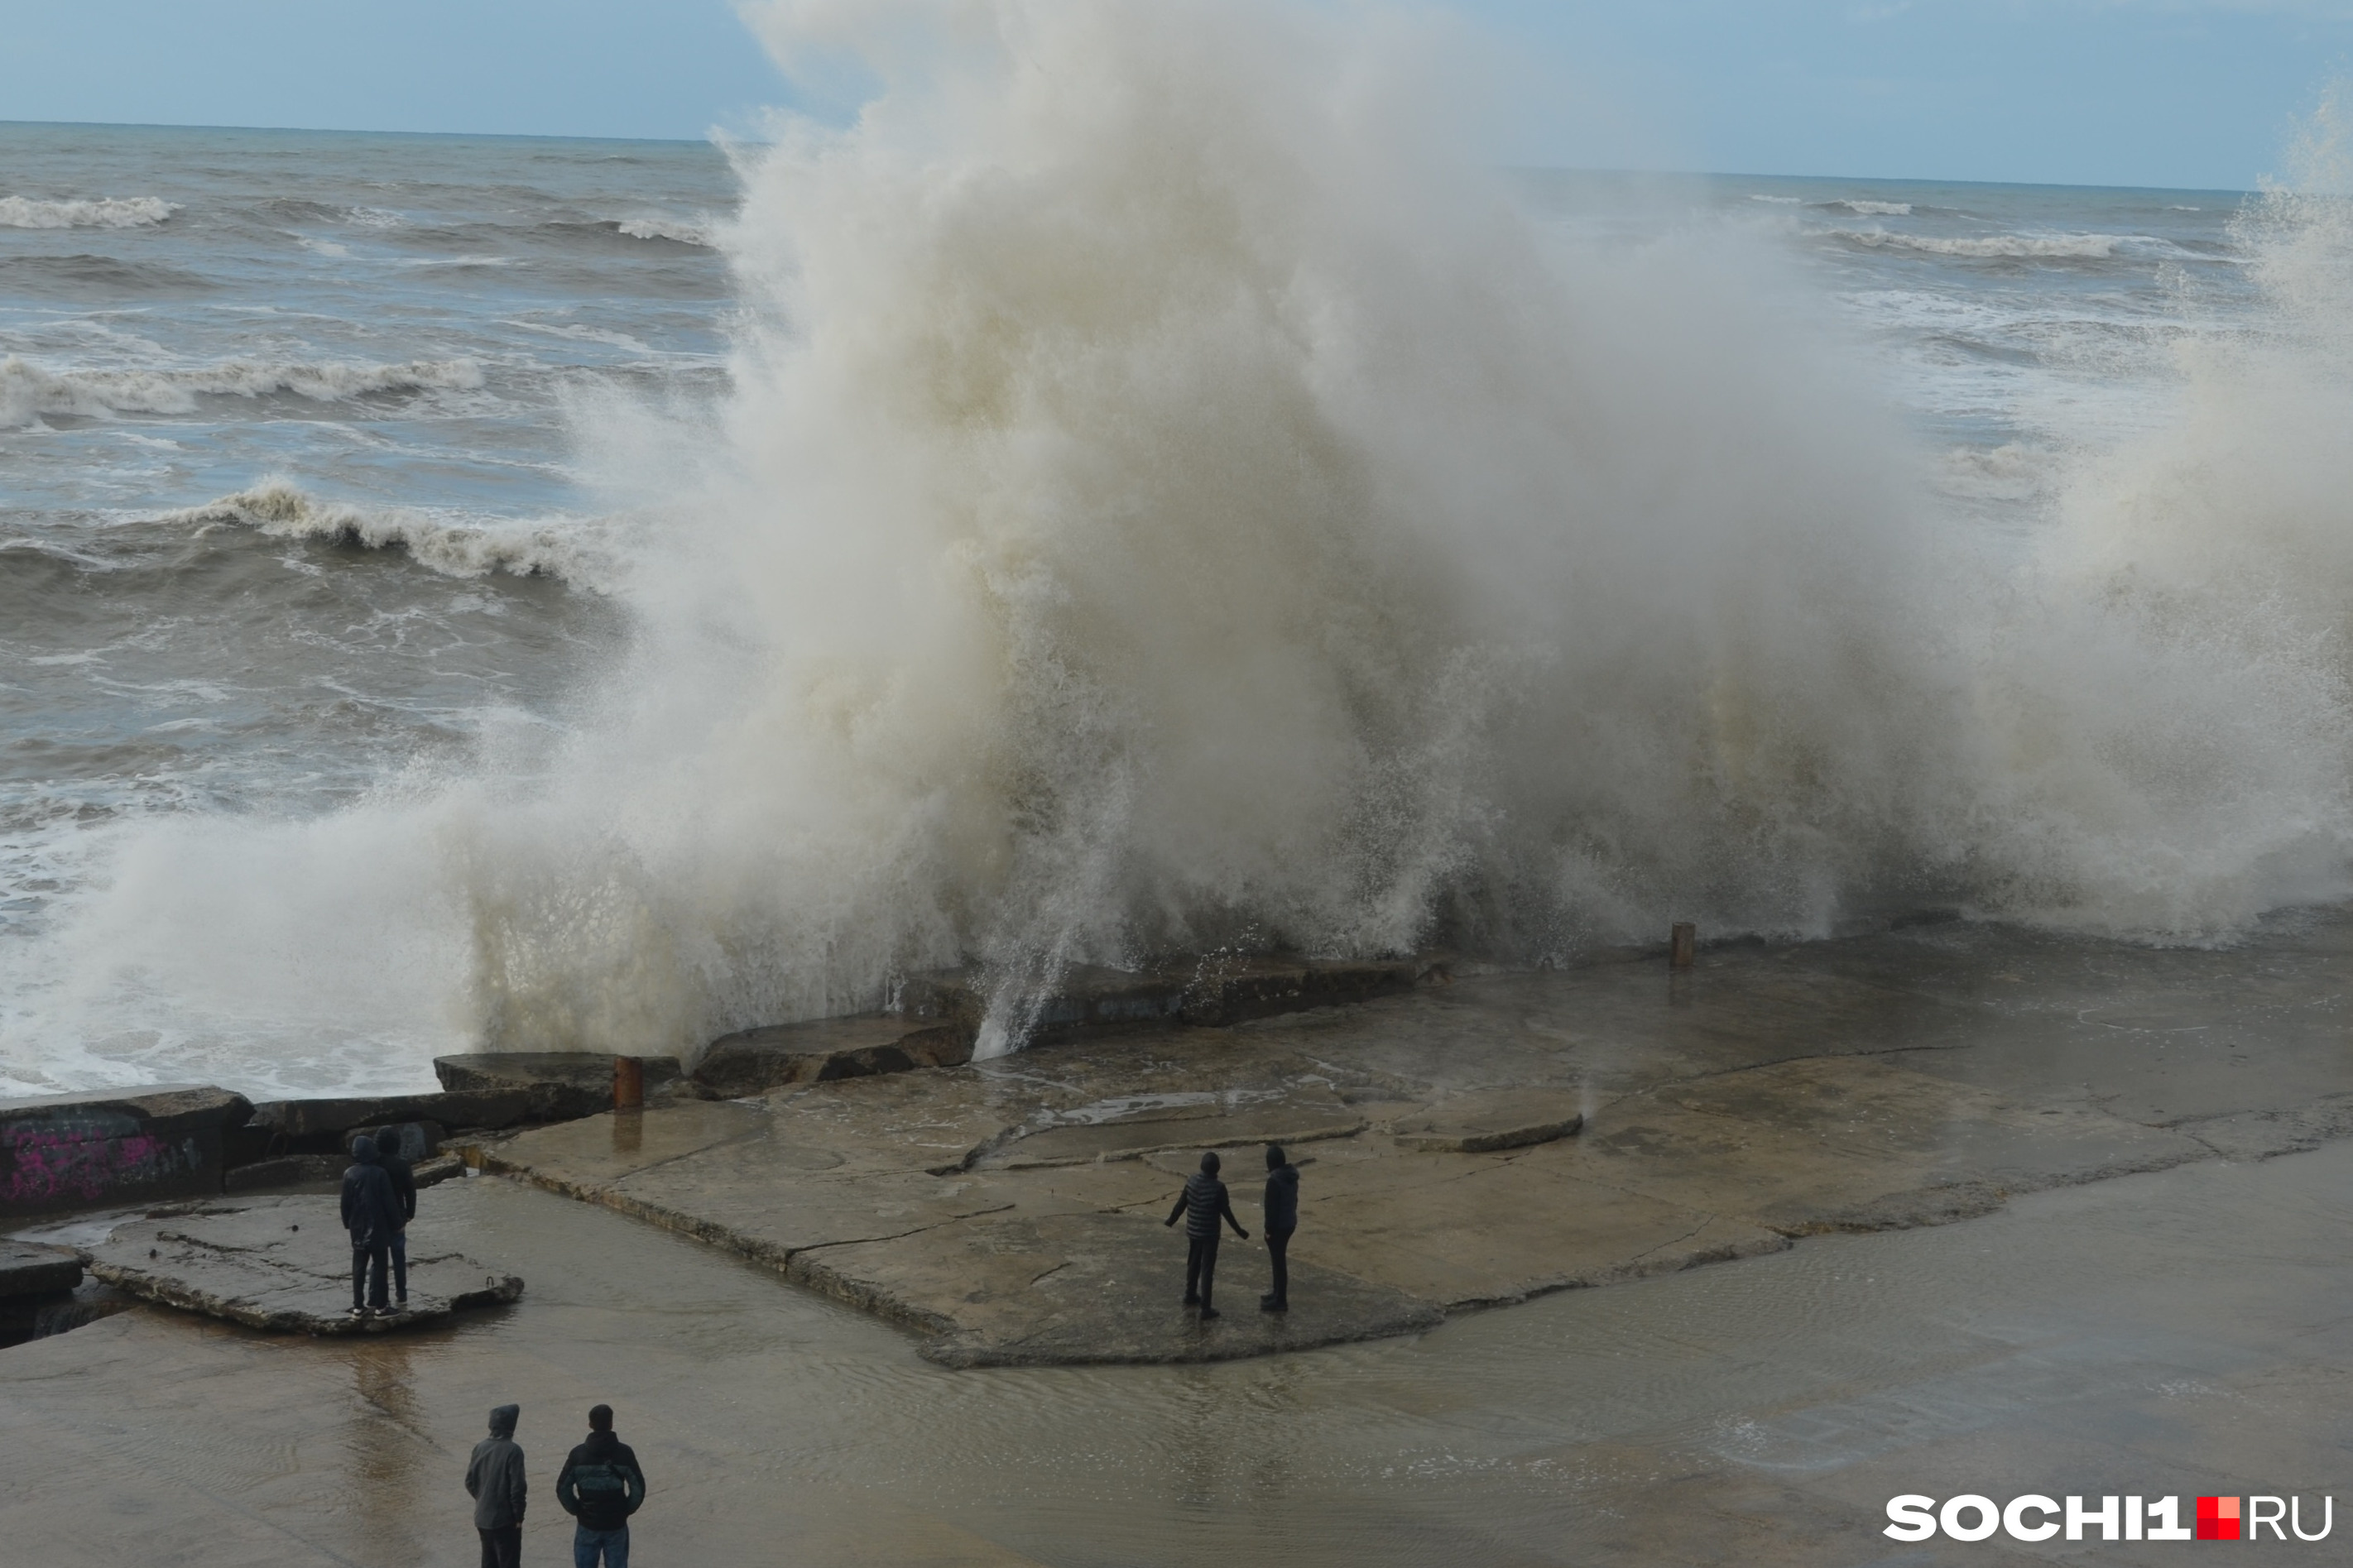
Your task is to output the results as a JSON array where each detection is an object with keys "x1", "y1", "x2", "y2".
[
  {"x1": 0, "y1": 195, "x2": 178, "y2": 229},
  {"x1": 615, "y1": 216, "x2": 714, "y2": 246},
  {"x1": 162, "y1": 479, "x2": 612, "y2": 584},
  {"x1": 0, "y1": 355, "x2": 487, "y2": 426}
]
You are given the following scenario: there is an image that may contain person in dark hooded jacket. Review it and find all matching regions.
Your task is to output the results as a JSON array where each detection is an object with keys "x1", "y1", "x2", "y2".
[
  {"x1": 1260, "y1": 1144, "x2": 1299, "y2": 1312},
  {"x1": 339, "y1": 1134, "x2": 403, "y2": 1317},
  {"x1": 464, "y1": 1403, "x2": 527, "y2": 1568},
  {"x1": 558, "y1": 1403, "x2": 647, "y2": 1566},
  {"x1": 1164, "y1": 1150, "x2": 1248, "y2": 1318},
  {"x1": 372, "y1": 1125, "x2": 418, "y2": 1307}
]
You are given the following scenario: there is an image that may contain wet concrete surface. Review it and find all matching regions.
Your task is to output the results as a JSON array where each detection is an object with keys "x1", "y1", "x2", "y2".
[
  {"x1": 8, "y1": 913, "x2": 2353, "y2": 1561},
  {"x1": 2, "y1": 1129, "x2": 2349, "y2": 1564},
  {"x1": 471, "y1": 913, "x2": 2353, "y2": 1362}
]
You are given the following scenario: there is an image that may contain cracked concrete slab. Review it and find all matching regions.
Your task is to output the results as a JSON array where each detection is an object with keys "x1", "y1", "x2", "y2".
[
  {"x1": 81, "y1": 1195, "x2": 522, "y2": 1333},
  {"x1": 466, "y1": 911, "x2": 2353, "y2": 1367}
]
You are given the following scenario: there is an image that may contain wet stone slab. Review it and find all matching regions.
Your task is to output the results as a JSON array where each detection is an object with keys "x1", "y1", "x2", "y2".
[
  {"x1": 81, "y1": 1194, "x2": 522, "y2": 1335},
  {"x1": 470, "y1": 913, "x2": 2353, "y2": 1367}
]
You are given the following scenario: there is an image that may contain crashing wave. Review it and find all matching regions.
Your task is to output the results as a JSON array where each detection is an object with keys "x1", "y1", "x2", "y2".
[
  {"x1": 0, "y1": 195, "x2": 178, "y2": 229},
  {"x1": 162, "y1": 481, "x2": 609, "y2": 583},
  {"x1": 0, "y1": 356, "x2": 485, "y2": 426},
  {"x1": 615, "y1": 216, "x2": 713, "y2": 246},
  {"x1": 1827, "y1": 199, "x2": 1913, "y2": 216}
]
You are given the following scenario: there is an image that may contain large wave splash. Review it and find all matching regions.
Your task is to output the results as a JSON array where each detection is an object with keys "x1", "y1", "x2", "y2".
[{"x1": 25, "y1": 3, "x2": 2353, "y2": 1081}]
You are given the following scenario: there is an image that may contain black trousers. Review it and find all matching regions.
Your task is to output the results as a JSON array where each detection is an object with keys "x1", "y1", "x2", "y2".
[
  {"x1": 478, "y1": 1524, "x2": 521, "y2": 1568},
  {"x1": 1265, "y1": 1226, "x2": 1294, "y2": 1306},
  {"x1": 1184, "y1": 1234, "x2": 1220, "y2": 1308},
  {"x1": 352, "y1": 1240, "x2": 389, "y2": 1309}
]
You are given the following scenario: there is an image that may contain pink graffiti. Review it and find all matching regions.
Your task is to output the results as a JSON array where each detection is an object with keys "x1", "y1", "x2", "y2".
[{"x1": 1, "y1": 1124, "x2": 194, "y2": 1204}]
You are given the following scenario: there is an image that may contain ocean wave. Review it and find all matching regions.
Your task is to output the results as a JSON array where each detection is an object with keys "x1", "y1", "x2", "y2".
[
  {"x1": 1748, "y1": 194, "x2": 1802, "y2": 204},
  {"x1": 614, "y1": 216, "x2": 713, "y2": 246},
  {"x1": 1825, "y1": 199, "x2": 1912, "y2": 216},
  {"x1": 0, "y1": 356, "x2": 485, "y2": 426},
  {"x1": 163, "y1": 482, "x2": 606, "y2": 583},
  {"x1": 0, "y1": 195, "x2": 178, "y2": 229},
  {"x1": 1823, "y1": 228, "x2": 2132, "y2": 260}
]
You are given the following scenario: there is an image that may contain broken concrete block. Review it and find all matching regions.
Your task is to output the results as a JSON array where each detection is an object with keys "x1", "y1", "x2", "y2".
[
  {"x1": 0, "y1": 1240, "x2": 84, "y2": 1298},
  {"x1": 0, "y1": 1086, "x2": 254, "y2": 1218},
  {"x1": 1390, "y1": 1089, "x2": 1584, "y2": 1153},
  {"x1": 84, "y1": 1194, "x2": 522, "y2": 1335},
  {"x1": 693, "y1": 1017, "x2": 975, "y2": 1096}
]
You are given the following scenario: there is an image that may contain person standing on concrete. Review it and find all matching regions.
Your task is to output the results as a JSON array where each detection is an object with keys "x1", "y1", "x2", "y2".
[
  {"x1": 1164, "y1": 1150, "x2": 1248, "y2": 1319},
  {"x1": 557, "y1": 1403, "x2": 648, "y2": 1567},
  {"x1": 374, "y1": 1126, "x2": 417, "y2": 1310},
  {"x1": 1261, "y1": 1144, "x2": 1299, "y2": 1313},
  {"x1": 465, "y1": 1403, "x2": 528, "y2": 1568},
  {"x1": 339, "y1": 1134, "x2": 402, "y2": 1320}
]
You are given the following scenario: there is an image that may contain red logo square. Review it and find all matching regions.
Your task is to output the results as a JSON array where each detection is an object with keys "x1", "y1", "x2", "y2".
[{"x1": 2196, "y1": 1496, "x2": 2241, "y2": 1541}]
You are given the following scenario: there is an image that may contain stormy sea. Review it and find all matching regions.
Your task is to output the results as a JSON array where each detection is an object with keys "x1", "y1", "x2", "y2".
[{"x1": 5, "y1": 6, "x2": 2351, "y2": 1100}]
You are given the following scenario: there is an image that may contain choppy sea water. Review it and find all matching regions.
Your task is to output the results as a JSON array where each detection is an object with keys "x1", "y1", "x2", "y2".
[{"x1": 0, "y1": 105, "x2": 2316, "y2": 1097}]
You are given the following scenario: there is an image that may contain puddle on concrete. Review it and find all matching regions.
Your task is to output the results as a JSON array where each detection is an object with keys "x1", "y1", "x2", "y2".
[{"x1": 6, "y1": 1139, "x2": 2351, "y2": 1564}]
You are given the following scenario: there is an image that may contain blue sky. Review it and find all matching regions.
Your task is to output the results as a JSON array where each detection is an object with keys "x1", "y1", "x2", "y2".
[{"x1": 1, "y1": 1, "x2": 2346, "y2": 189}]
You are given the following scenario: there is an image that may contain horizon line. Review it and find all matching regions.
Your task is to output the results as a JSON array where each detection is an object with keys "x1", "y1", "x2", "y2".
[{"x1": 0, "y1": 117, "x2": 2256, "y2": 197}]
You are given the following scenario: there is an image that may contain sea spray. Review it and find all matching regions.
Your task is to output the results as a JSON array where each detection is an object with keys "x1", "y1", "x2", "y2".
[{"x1": 15, "y1": 4, "x2": 2353, "y2": 1086}]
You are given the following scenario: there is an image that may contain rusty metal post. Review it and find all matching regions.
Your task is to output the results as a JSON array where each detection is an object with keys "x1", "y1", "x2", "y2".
[
  {"x1": 613, "y1": 1055, "x2": 645, "y2": 1111},
  {"x1": 1669, "y1": 922, "x2": 1696, "y2": 970}
]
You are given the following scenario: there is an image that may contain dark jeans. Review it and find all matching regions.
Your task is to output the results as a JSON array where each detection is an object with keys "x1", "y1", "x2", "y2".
[
  {"x1": 351, "y1": 1238, "x2": 389, "y2": 1309},
  {"x1": 389, "y1": 1229, "x2": 408, "y2": 1301},
  {"x1": 478, "y1": 1524, "x2": 521, "y2": 1568},
  {"x1": 1265, "y1": 1226, "x2": 1294, "y2": 1306},
  {"x1": 574, "y1": 1522, "x2": 631, "y2": 1568},
  {"x1": 1184, "y1": 1234, "x2": 1220, "y2": 1309}
]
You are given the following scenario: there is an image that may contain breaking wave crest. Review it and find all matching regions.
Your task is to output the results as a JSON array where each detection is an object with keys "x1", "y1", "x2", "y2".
[
  {"x1": 615, "y1": 216, "x2": 714, "y2": 246},
  {"x1": 0, "y1": 194, "x2": 177, "y2": 229},
  {"x1": 1824, "y1": 228, "x2": 2151, "y2": 260},
  {"x1": 0, "y1": 355, "x2": 485, "y2": 426},
  {"x1": 165, "y1": 482, "x2": 611, "y2": 583},
  {"x1": 29, "y1": 5, "x2": 2353, "y2": 1076}
]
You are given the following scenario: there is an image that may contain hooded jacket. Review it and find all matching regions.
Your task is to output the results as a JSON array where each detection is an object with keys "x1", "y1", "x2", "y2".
[
  {"x1": 1167, "y1": 1171, "x2": 1246, "y2": 1240},
  {"x1": 557, "y1": 1429, "x2": 648, "y2": 1532},
  {"x1": 465, "y1": 1405, "x2": 527, "y2": 1530},
  {"x1": 339, "y1": 1137, "x2": 404, "y2": 1247},
  {"x1": 1263, "y1": 1161, "x2": 1299, "y2": 1234}
]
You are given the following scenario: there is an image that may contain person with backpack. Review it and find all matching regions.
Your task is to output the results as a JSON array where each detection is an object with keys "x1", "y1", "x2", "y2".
[
  {"x1": 1164, "y1": 1150, "x2": 1248, "y2": 1319},
  {"x1": 464, "y1": 1403, "x2": 527, "y2": 1568},
  {"x1": 557, "y1": 1403, "x2": 648, "y2": 1567}
]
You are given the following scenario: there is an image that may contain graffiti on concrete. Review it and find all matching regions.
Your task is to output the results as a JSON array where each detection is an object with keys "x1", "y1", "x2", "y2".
[{"x1": 1, "y1": 1112, "x2": 206, "y2": 1208}]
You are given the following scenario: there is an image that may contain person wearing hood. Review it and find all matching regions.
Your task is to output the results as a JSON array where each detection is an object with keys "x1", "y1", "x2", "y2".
[
  {"x1": 339, "y1": 1134, "x2": 403, "y2": 1319},
  {"x1": 372, "y1": 1125, "x2": 418, "y2": 1308},
  {"x1": 1164, "y1": 1150, "x2": 1249, "y2": 1319},
  {"x1": 1260, "y1": 1144, "x2": 1299, "y2": 1313},
  {"x1": 465, "y1": 1403, "x2": 527, "y2": 1568},
  {"x1": 557, "y1": 1403, "x2": 647, "y2": 1567}
]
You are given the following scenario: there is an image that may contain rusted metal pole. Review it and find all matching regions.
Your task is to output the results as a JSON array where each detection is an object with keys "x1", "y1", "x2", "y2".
[
  {"x1": 1669, "y1": 923, "x2": 1696, "y2": 970},
  {"x1": 613, "y1": 1055, "x2": 645, "y2": 1110}
]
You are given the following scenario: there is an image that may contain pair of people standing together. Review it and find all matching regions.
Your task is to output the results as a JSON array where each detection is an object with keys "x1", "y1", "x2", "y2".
[
  {"x1": 1164, "y1": 1144, "x2": 1299, "y2": 1318},
  {"x1": 465, "y1": 1403, "x2": 648, "y2": 1567}
]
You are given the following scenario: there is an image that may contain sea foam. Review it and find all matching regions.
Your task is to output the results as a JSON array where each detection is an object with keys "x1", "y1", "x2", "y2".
[
  {"x1": 0, "y1": 356, "x2": 484, "y2": 426},
  {"x1": 0, "y1": 195, "x2": 177, "y2": 229}
]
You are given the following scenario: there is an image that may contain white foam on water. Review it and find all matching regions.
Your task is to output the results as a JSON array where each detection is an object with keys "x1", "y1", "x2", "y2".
[
  {"x1": 0, "y1": 194, "x2": 177, "y2": 228},
  {"x1": 616, "y1": 216, "x2": 714, "y2": 246},
  {"x1": 0, "y1": 355, "x2": 487, "y2": 426},
  {"x1": 13, "y1": 4, "x2": 2353, "y2": 1091},
  {"x1": 161, "y1": 480, "x2": 617, "y2": 584}
]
